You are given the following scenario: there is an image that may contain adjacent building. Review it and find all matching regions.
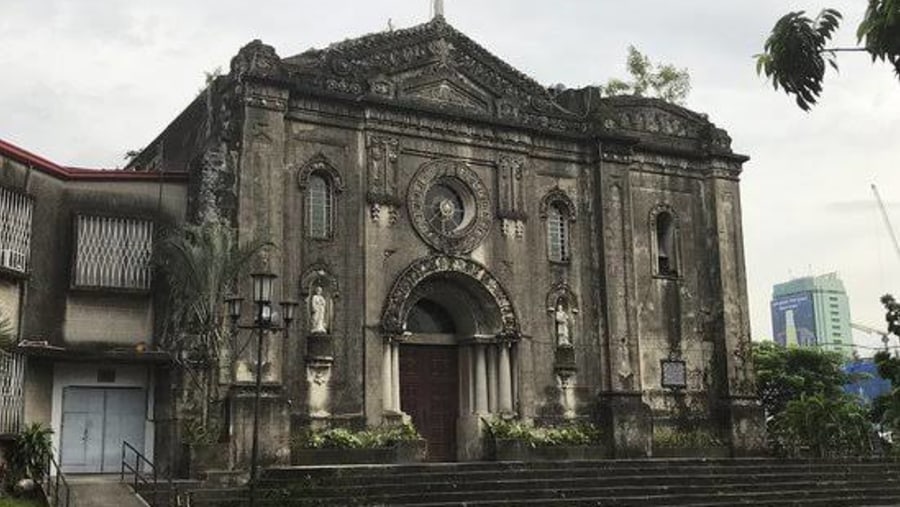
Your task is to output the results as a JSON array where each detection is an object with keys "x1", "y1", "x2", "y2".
[
  {"x1": 0, "y1": 139, "x2": 186, "y2": 473},
  {"x1": 1, "y1": 14, "x2": 764, "y2": 473},
  {"x1": 771, "y1": 273, "x2": 854, "y2": 358}
]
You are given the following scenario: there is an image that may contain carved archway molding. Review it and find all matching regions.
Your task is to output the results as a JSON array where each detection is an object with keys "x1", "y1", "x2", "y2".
[
  {"x1": 296, "y1": 153, "x2": 345, "y2": 192},
  {"x1": 381, "y1": 255, "x2": 519, "y2": 337},
  {"x1": 539, "y1": 187, "x2": 577, "y2": 222}
]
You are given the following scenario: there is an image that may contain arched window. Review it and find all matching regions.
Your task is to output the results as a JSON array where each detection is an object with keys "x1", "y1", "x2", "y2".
[
  {"x1": 547, "y1": 203, "x2": 569, "y2": 262},
  {"x1": 307, "y1": 174, "x2": 332, "y2": 239},
  {"x1": 655, "y1": 211, "x2": 678, "y2": 276}
]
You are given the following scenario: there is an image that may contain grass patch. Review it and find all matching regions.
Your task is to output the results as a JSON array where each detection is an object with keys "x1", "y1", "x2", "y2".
[{"x1": 0, "y1": 497, "x2": 45, "y2": 507}]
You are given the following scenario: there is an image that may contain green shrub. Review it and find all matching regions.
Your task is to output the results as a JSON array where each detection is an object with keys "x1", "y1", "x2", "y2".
[
  {"x1": 294, "y1": 422, "x2": 421, "y2": 450},
  {"x1": 8, "y1": 423, "x2": 53, "y2": 483},
  {"x1": 652, "y1": 426, "x2": 723, "y2": 449},
  {"x1": 768, "y1": 392, "x2": 872, "y2": 458},
  {"x1": 484, "y1": 418, "x2": 602, "y2": 447}
]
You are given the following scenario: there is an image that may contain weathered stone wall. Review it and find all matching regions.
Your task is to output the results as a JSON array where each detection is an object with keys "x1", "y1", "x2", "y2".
[
  {"x1": 174, "y1": 28, "x2": 762, "y2": 463},
  {"x1": 262, "y1": 94, "x2": 607, "y2": 426}
]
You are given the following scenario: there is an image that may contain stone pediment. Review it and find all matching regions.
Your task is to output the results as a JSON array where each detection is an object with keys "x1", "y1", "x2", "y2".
[
  {"x1": 404, "y1": 77, "x2": 491, "y2": 113},
  {"x1": 597, "y1": 96, "x2": 732, "y2": 150},
  {"x1": 281, "y1": 17, "x2": 583, "y2": 132}
]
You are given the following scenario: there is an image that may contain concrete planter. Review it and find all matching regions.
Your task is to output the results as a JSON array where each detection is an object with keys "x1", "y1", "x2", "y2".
[
  {"x1": 292, "y1": 439, "x2": 427, "y2": 465},
  {"x1": 652, "y1": 446, "x2": 731, "y2": 458},
  {"x1": 489, "y1": 439, "x2": 608, "y2": 461}
]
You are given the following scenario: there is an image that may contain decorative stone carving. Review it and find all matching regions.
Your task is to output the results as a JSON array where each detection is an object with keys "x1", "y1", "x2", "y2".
[
  {"x1": 309, "y1": 286, "x2": 329, "y2": 334},
  {"x1": 297, "y1": 153, "x2": 345, "y2": 192},
  {"x1": 611, "y1": 108, "x2": 700, "y2": 138},
  {"x1": 306, "y1": 359, "x2": 333, "y2": 419},
  {"x1": 557, "y1": 371, "x2": 576, "y2": 420},
  {"x1": 281, "y1": 17, "x2": 585, "y2": 133},
  {"x1": 497, "y1": 155, "x2": 526, "y2": 220},
  {"x1": 300, "y1": 265, "x2": 339, "y2": 337},
  {"x1": 230, "y1": 39, "x2": 284, "y2": 81},
  {"x1": 405, "y1": 78, "x2": 490, "y2": 113},
  {"x1": 366, "y1": 135, "x2": 401, "y2": 205},
  {"x1": 381, "y1": 255, "x2": 519, "y2": 336},
  {"x1": 546, "y1": 283, "x2": 579, "y2": 349},
  {"x1": 554, "y1": 305, "x2": 571, "y2": 347},
  {"x1": 499, "y1": 219, "x2": 525, "y2": 240},
  {"x1": 407, "y1": 159, "x2": 491, "y2": 254}
]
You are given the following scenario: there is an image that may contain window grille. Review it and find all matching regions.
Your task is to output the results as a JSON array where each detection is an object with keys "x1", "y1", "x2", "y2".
[
  {"x1": 0, "y1": 350, "x2": 24, "y2": 434},
  {"x1": 0, "y1": 187, "x2": 33, "y2": 273},
  {"x1": 307, "y1": 175, "x2": 332, "y2": 239},
  {"x1": 547, "y1": 204, "x2": 569, "y2": 262},
  {"x1": 74, "y1": 216, "x2": 153, "y2": 290}
]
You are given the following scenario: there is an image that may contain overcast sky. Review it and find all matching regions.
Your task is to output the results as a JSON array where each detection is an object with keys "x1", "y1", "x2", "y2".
[{"x1": 2, "y1": 1, "x2": 899, "y2": 355}]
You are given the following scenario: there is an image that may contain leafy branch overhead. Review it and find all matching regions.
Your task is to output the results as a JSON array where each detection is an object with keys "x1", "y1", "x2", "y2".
[
  {"x1": 757, "y1": 1, "x2": 900, "y2": 110},
  {"x1": 599, "y1": 46, "x2": 691, "y2": 105}
]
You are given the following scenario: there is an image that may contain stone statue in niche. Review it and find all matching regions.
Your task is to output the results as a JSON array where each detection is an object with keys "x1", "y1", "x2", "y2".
[
  {"x1": 309, "y1": 286, "x2": 329, "y2": 334},
  {"x1": 554, "y1": 304, "x2": 571, "y2": 347}
]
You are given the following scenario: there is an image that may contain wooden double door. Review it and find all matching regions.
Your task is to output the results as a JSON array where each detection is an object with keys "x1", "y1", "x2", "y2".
[{"x1": 399, "y1": 344, "x2": 459, "y2": 462}]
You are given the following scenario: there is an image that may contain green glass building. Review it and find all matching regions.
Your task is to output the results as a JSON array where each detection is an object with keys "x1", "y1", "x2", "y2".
[{"x1": 771, "y1": 273, "x2": 854, "y2": 358}]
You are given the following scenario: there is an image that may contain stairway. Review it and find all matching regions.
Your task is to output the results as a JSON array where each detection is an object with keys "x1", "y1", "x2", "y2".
[{"x1": 175, "y1": 458, "x2": 900, "y2": 506}]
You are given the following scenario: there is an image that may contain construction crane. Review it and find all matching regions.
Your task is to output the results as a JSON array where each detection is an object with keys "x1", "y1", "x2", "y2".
[
  {"x1": 851, "y1": 322, "x2": 890, "y2": 351},
  {"x1": 871, "y1": 184, "x2": 900, "y2": 263}
]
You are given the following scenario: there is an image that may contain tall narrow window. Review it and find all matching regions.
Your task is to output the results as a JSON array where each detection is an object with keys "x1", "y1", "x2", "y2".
[
  {"x1": 307, "y1": 174, "x2": 332, "y2": 239},
  {"x1": 547, "y1": 204, "x2": 569, "y2": 262},
  {"x1": 655, "y1": 211, "x2": 677, "y2": 276}
]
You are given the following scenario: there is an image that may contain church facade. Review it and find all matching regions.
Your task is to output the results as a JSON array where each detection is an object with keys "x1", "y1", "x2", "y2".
[{"x1": 8, "y1": 15, "x2": 762, "y2": 470}]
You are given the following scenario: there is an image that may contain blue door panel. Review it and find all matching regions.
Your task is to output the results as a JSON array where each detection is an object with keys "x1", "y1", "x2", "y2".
[
  {"x1": 60, "y1": 388, "x2": 104, "y2": 473},
  {"x1": 101, "y1": 389, "x2": 146, "y2": 472}
]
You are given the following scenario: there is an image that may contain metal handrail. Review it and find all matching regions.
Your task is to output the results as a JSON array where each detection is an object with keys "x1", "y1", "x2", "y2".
[
  {"x1": 42, "y1": 453, "x2": 72, "y2": 507},
  {"x1": 120, "y1": 440, "x2": 178, "y2": 507}
]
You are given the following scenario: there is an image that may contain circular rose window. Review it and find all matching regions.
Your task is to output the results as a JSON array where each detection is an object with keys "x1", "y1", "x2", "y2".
[
  {"x1": 408, "y1": 160, "x2": 491, "y2": 254},
  {"x1": 426, "y1": 184, "x2": 465, "y2": 234}
]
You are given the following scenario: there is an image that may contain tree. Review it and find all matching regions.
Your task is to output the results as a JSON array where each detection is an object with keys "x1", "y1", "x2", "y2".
[
  {"x1": 873, "y1": 294, "x2": 900, "y2": 433},
  {"x1": 154, "y1": 221, "x2": 270, "y2": 438},
  {"x1": 769, "y1": 392, "x2": 872, "y2": 457},
  {"x1": 757, "y1": 1, "x2": 900, "y2": 110},
  {"x1": 753, "y1": 340, "x2": 849, "y2": 418},
  {"x1": 753, "y1": 341, "x2": 874, "y2": 456},
  {"x1": 598, "y1": 46, "x2": 691, "y2": 105}
]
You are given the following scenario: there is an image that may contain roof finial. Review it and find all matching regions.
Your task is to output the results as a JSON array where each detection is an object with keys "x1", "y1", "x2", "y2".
[{"x1": 432, "y1": 0, "x2": 444, "y2": 19}]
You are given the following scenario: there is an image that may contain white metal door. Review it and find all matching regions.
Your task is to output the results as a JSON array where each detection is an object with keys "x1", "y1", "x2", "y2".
[{"x1": 60, "y1": 387, "x2": 145, "y2": 473}]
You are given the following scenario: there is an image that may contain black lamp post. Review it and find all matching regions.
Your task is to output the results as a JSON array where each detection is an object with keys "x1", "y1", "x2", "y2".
[{"x1": 226, "y1": 273, "x2": 298, "y2": 507}]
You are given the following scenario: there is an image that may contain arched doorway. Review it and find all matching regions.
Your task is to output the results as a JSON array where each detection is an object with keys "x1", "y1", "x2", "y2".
[
  {"x1": 400, "y1": 298, "x2": 459, "y2": 462},
  {"x1": 381, "y1": 256, "x2": 520, "y2": 461}
]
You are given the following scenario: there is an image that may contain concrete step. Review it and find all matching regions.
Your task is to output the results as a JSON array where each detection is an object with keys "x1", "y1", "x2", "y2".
[
  {"x1": 269, "y1": 472, "x2": 900, "y2": 498},
  {"x1": 263, "y1": 482, "x2": 900, "y2": 506},
  {"x1": 261, "y1": 462, "x2": 900, "y2": 486},
  {"x1": 260, "y1": 466, "x2": 900, "y2": 490},
  {"x1": 189, "y1": 458, "x2": 900, "y2": 506},
  {"x1": 261, "y1": 458, "x2": 900, "y2": 479}
]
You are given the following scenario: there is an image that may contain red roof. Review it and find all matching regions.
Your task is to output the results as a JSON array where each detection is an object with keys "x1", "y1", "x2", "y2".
[{"x1": 0, "y1": 138, "x2": 187, "y2": 183}]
